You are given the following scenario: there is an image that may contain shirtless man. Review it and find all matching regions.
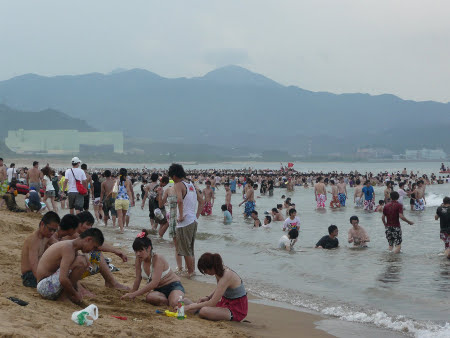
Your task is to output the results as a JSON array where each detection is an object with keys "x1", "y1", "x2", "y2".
[
  {"x1": 354, "y1": 179, "x2": 364, "y2": 208},
  {"x1": 314, "y1": 177, "x2": 327, "y2": 209},
  {"x1": 224, "y1": 183, "x2": 232, "y2": 215},
  {"x1": 21, "y1": 211, "x2": 60, "y2": 287},
  {"x1": 210, "y1": 176, "x2": 217, "y2": 193},
  {"x1": 100, "y1": 170, "x2": 117, "y2": 227},
  {"x1": 26, "y1": 161, "x2": 43, "y2": 191},
  {"x1": 347, "y1": 216, "x2": 370, "y2": 247},
  {"x1": 36, "y1": 228, "x2": 104, "y2": 303},
  {"x1": 61, "y1": 211, "x2": 129, "y2": 291},
  {"x1": 384, "y1": 181, "x2": 393, "y2": 203},
  {"x1": 239, "y1": 180, "x2": 255, "y2": 218},
  {"x1": 414, "y1": 180, "x2": 426, "y2": 211},
  {"x1": 328, "y1": 180, "x2": 340, "y2": 208},
  {"x1": 141, "y1": 173, "x2": 160, "y2": 229},
  {"x1": 0, "y1": 158, "x2": 8, "y2": 208},
  {"x1": 337, "y1": 177, "x2": 347, "y2": 207},
  {"x1": 201, "y1": 181, "x2": 214, "y2": 216}
]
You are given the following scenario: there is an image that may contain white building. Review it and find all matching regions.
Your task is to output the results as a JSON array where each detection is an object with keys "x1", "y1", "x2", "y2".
[{"x1": 405, "y1": 148, "x2": 446, "y2": 160}]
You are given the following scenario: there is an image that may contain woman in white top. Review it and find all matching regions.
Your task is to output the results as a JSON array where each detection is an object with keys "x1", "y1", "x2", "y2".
[
  {"x1": 41, "y1": 166, "x2": 57, "y2": 211},
  {"x1": 121, "y1": 229, "x2": 186, "y2": 308}
]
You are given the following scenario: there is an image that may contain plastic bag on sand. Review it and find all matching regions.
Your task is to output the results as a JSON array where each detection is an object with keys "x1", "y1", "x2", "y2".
[{"x1": 71, "y1": 304, "x2": 99, "y2": 326}]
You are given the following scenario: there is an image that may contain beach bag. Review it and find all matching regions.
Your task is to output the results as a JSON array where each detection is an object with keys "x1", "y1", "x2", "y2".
[
  {"x1": 71, "y1": 304, "x2": 99, "y2": 326},
  {"x1": 112, "y1": 180, "x2": 119, "y2": 198},
  {"x1": 70, "y1": 169, "x2": 88, "y2": 195}
]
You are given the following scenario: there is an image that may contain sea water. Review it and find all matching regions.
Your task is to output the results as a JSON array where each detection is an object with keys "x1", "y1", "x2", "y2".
[{"x1": 101, "y1": 161, "x2": 449, "y2": 337}]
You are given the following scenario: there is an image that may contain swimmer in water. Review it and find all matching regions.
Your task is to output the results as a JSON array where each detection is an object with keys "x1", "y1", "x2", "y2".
[{"x1": 347, "y1": 216, "x2": 370, "y2": 247}]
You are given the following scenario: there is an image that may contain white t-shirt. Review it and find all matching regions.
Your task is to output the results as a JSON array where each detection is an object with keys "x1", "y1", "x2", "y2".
[
  {"x1": 398, "y1": 189, "x2": 407, "y2": 205},
  {"x1": 283, "y1": 216, "x2": 300, "y2": 231},
  {"x1": 279, "y1": 235, "x2": 297, "y2": 250},
  {"x1": 6, "y1": 168, "x2": 17, "y2": 183},
  {"x1": 64, "y1": 167, "x2": 87, "y2": 193},
  {"x1": 43, "y1": 175, "x2": 55, "y2": 191}
]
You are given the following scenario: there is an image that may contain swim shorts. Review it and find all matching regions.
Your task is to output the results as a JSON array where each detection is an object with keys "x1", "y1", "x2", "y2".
[
  {"x1": 414, "y1": 198, "x2": 425, "y2": 211},
  {"x1": 216, "y1": 295, "x2": 248, "y2": 322},
  {"x1": 154, "y1": 281, "x2": 185, "y2": 298},
  {"x1": 364, "y1": 199, "x2": 374, "y2": 211},
  {"x1": 176, "y1": 221, "x2": 197, "y2": 256},
  {"x1": 440, "y1": 232, "x2": 450, "y2": 249},
  {"x1": 244, "y1": 201, "x2": 255, "y2": 217},
  {"x1": 385, "y1": 226, "x2": 402, "y2": 246},
  {"x1": 330, "y1": 196, "x2": 340, "y2": 208},
  {"x1": 355, "y1": 196, "x2": 363, "y2": 207},
  {"x1": 201, "y1": 202, "x2": 212, "y2": 216},
  {"x1": 82, "y1": 251, "x2": 102, "y2": 278},
  {"x1": 227, "y1": 203, "x2": 233, "y2": 216},
  {"x1": 21, "y1": 270, "x2": 37, "y2": 288},
  {"x1": 103, "y1": 197, "x2": 117, "y2": 217},
  {"x1": 338, "y1": 193, "x2": 346, "y2": 206},
  {"x1": 316, "y1": 194, "x2": 326, "y2": 208},
  {"x1": 68, "y1": 192, "x2": 84, "y2": 211},
  {"x1": 0, "y1": 180, "x2": 8, "y2": 196},
  {"x1": 37, "y1": 269, "x2": 65, "y2": 300}
]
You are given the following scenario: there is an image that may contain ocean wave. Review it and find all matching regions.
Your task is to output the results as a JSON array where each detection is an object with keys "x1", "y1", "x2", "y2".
[
  {"x1": 247, "y1": 284, "x2": 449, "y2": 338},
  {"x1": 425, "y1": 192, "x2": 446, "y2": 207}
]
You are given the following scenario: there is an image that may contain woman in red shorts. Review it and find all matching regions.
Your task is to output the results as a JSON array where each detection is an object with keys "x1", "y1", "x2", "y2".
[{"x1": 184, "y1": 253, "x2": 248, "y2": 322}]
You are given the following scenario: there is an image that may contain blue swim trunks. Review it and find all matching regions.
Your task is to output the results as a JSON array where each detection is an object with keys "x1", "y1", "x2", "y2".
[
  {"x1": 338, "y1": 193, "x2": 346, "y2": 206},
  {"x1": 244, "y1": 201, "x2": 255, "y2": 217}
]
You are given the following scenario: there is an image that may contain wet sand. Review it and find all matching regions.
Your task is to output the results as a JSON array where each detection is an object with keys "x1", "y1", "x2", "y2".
[{"x1": 0, "y1": 204, "x2": 332, "y2": 338}]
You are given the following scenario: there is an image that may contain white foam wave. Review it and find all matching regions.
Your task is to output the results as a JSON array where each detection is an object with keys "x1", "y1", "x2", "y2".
[
  {"x1": 425, "y1": 192, "x2": 446, "y2": 207},
  {"x1": 248, "y1": 286, "x2": 449, "y2": 338}
]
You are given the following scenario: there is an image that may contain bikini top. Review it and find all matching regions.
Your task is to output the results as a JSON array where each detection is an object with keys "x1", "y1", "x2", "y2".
[
  {"x1": 223, "y1": 269, "x2": 247, "y2": 299},
  {"x1": 141, "y1": 254, "x2": 171, "y2": 284}
]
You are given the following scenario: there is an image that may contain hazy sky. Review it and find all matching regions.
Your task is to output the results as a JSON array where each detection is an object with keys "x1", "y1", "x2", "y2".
[{"x1": 1, "y1": 0, "x2": 449, "y2": 102}]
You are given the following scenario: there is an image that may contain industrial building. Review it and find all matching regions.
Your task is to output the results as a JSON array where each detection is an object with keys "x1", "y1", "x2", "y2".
[{"x1": 5, "y1": 129, "x2": 123, "y2": 154}]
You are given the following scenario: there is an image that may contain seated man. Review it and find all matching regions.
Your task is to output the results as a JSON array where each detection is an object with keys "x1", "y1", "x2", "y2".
[
  {"x1": 315, "y1": 225, "x2": 339, "y2": 249},
  {"x1": 21, "y1": 211, "x2": 60, "y2": 287},
  {"x1": 36, "y1": 228, "x2": 104, "y2": 303},
  {"x1": 2, "y1": 183, "x2": 26, "y2": 212},
  {"x1": 54, "y1": 214, "x2": 79, "y2": 241},
  {"x1": 62, "y1": 211, "x2": 129, "y2": 291}
]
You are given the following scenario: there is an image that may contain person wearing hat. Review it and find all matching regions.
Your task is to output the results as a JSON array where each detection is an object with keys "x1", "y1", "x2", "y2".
[{"x1": 63, "y1": 157, "x2": 87, "y2": 215}]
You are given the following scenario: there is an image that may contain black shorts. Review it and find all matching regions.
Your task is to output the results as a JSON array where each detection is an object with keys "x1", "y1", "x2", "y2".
[
  {"x1": 154, "y1": 281, "x2": 185, "y2": 298},
  {"x1": 410, "y1": 199, "x2": 415, "y2": 205},
  {"x1": 22, "y1": 270, "x2": 37, "y2": 288},
  {"x1": 385, "y1": 226, "x2": 402, "y2": 246}
]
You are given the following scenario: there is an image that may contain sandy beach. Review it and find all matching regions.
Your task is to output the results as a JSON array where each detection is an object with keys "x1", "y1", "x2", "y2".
[{"x1": 0, "y1": 203, "x2": 332, "y2": 338}]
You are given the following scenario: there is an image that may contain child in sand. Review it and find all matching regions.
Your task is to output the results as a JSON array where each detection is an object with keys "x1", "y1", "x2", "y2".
[
  {"x1": 36, "y1": 228, "x2": 104, "y2": 303},
  {"x1": 21, "y1": 211, "x2": 60, "y2": 287},
  {"x1": 121, "y1": 230, "x2": 186, "y2": 308},
  {"x1": 184, "y1": 253, "x2": 248, "y2": 322}
]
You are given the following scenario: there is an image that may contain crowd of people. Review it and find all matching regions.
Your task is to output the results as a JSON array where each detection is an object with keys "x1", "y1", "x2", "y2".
[{"x1": 1, "y1": 157, "x2": 450, "y2": 324}]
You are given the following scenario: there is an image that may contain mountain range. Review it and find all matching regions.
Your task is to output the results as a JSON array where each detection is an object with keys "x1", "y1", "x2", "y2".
[{"x1": 0, "y1": 65, "x2": 449, "y2": 156}]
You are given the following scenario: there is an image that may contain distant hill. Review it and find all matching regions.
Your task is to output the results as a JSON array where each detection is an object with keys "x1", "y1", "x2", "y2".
[
  {"x1": 0, "y1": 104, "x2": 95, "y2": 139},
  {"x1": 0, "y1": 65, "x2": 449, "y2": 155}
]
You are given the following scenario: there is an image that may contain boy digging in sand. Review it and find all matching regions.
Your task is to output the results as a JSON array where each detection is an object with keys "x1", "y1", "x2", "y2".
[{"x1": 36, "y1": 228, "x2": 104, "y2": 303}]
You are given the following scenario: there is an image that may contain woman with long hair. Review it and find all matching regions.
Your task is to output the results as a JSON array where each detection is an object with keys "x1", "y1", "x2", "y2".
[
  {"x1": 121, "y1": 230, "x2": 186, "y2": 307},
  {"x1": 41, "y1": 165, "x2": 57, "y2": 211},
  {"x1": 114, "y1": 168, "x2": 135, "y2": 233},
  {"x1": 184, "y1": 253, "x2": 248, "y2": 322}
]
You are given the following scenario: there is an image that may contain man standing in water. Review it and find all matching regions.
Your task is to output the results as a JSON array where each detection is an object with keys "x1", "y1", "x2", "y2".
[
  {"x1": 27, "y1": 161, "x2": 43, "y2": 191},
  {"x1": 201, "y1": 181, "x2": 214, "y2": 216},
  {"x1": 337, "y1": 177, "x2": 347, "y2": 207},
  {"x1": 314, "y1": 177, "x2": 327, "y2": 209},
  {"x1": 354, "y1": 179, "x2": 364, "y2": 208},
  {"x1": 382, "y1": 191, "x2": 414, "y2": 253},
  {"x1": 224, "y1": 182, "x2": 232, "y2": 215},
  {"x1": 414, "y1": 180, "x2": 426, "y2": 211},
  {"x1": 435, "y1": 197, "x2": 450, "y2": 258},
  {"x1": 362, "y1": 180, "x2": 375, "y2": 211},
  {"x1": 169, "y1": 163, "x2": 204, "y2": 277},
  {"x1": 239, "y1": 180, "x2": 255, "y2": 218}
]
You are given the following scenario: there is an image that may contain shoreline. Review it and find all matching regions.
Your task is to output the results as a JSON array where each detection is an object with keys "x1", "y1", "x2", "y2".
[{"x1": 0, "y1": 209, "x2": 332, "y2": 338}]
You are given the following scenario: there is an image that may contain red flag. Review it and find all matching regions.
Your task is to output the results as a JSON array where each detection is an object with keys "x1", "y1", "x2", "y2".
[{"x1": 288, "y1": 162, "x2": 294, "y2": 168}]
